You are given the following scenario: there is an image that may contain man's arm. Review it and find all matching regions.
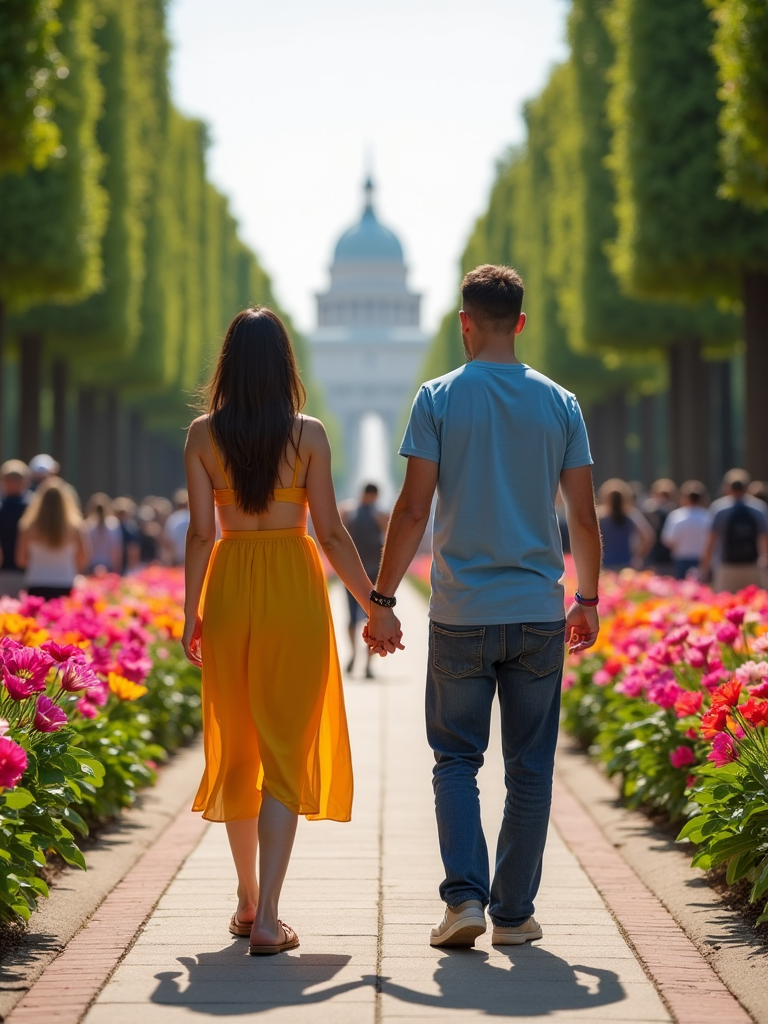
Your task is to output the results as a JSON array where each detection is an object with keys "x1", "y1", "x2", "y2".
[
  {"x1": 559, "y1": 466, "x2": 602, "y2": 653},
  {"x1": 366, "y1": 456, "x2": 438, "y2": 653},
  {"x1": 699, "y1": 529, "x2": 717, "y2": 580}
]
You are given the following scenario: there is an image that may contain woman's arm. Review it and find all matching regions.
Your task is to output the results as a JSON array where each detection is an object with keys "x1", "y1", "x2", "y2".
[
  {"x1": 182, "y1": 418, "x2": 217, "y2": 666},
  {"x1": 75, "y1": 529, "x2": 90, "y2": 572},
  {"x1": 305, "y1": 420, "x2": 376, "y2": 611}
]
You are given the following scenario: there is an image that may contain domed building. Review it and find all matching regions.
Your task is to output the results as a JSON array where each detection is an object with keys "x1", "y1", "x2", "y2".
[{"x1": 311, "y1": 178, "x2": 428, "y2": 496}]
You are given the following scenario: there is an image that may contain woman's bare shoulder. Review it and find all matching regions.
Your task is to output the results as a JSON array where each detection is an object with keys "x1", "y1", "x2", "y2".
[
  {"x1": 186, "y1": 415, "x2": 211, "y2": 449},
  {"x1": 299, "y1": 416, "x2": 329, "y2": 451}
]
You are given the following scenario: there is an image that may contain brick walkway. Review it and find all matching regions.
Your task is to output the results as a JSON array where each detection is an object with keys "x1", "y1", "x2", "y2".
[{"x1": 10, "y1": 583, "x2": 754, "y2": 1023}]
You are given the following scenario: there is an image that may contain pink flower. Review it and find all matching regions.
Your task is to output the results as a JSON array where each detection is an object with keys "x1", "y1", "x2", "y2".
[
  {"x1": 615, "y1": 673, "x2": 645, "y2": 698},
  {"x1": 716, "y1": 622, "x2": 740, "y2": 646},
  {"x1": 689, "y1": 636, "x2": 715, "y2": 654},
  {"x1": 59, "y1": 658, "x2": 99, "y2": 693},
  {"x1": 76, "y1": 697, "x2": 99, "y2": 719},
  {"x1": 41, "y1": 640, "x2": 83, "y2": 663},
  {"x1": 752, "y1": 635, "x2": 768, "y2": 654},
  {"x1": 0, "y1": 718, "x2": 8, "y2": 736},
  {"x1": 33, "y1": 695, "x2": 68, "y2": 733},
  {"x1": 647, "y1": 672, "x2": 684, "y2": 709},
  {"x1": 116, "y1": 647, "x2": 152, "y2": 684},
  {"x1": 702, "y1": 668, "x2": 730, "y2": 691},
  {"x1": 708, "y1": 732, "x2": 737, "y2": 767},
  {"x1": 156, "y1": 647, "x2": 169, "y2": 661},
  {"x1": 725, "y1": 607, "x2": 746, "y2": 627},
  {"x1": 734, "y1": 661, "x2": 768, "y2": 685},
  {"x1": 0, "y1": 736, "x2": 28, "y2": 788},
  {"x1": 666, "y1": 626, "x2": 690, "y2": 645},
  {"x1": 593, "y1": 669, "x2": 612, "y2": 687},
  {"x1": 670, "y1": 746, "x2": 696, "y2": 769},
  {"x1": 686, "y1": 648, "x2": 707, "y2": 669},
  {"x1": 2, "y1": 646, "x2": 54, "y2": 700},
  {"x1": 84, "y1": 677, "x2": 109, "y2": 707},
  {"x1": 562, "y1": 672, "x2": 577, "y2": 692}
]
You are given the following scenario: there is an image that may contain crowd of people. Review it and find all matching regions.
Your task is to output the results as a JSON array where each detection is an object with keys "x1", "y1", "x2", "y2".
[
  {"x1": 560, "y1": 468, "x2": 768, "y2": 593},
  {"x1": 0, "y1": 454, "x2": 191, "y2": 599}
]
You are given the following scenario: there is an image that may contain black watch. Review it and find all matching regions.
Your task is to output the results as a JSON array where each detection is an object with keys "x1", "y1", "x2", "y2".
[{"x1": 370, "y1": 589, "x2": 397, "y2": 608}]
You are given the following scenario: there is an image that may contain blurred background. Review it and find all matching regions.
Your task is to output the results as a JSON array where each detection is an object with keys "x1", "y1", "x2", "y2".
[{"x1": 1, "y1": 0, "x2": 767, "y2": 509}]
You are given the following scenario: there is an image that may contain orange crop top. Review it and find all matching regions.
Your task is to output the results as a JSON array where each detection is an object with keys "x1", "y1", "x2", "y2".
[{"x1": 208, "y1": 419, "x2": 308, "y2": 508}]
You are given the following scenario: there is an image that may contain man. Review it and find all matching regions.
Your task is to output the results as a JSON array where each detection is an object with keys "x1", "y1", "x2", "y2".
[
  {"x1": 28, "y1": 453, "x2": 59, "y2": 491},
  {"x1": 701, "y1": 469, "x2": 768, "y2": 592},
  {"x1": 112, "y1": 497, "x2": 142, "y2": 574},
  {"x1": 0, "y1": 460, "x2": 31, "y2": 597},
  {"x1": 163, "y1": 489, "x2": 190, "y2": 567},
  {"x1": 660, "y1": 480, "x2": 709, "y2": 580},
  {"x1": 365, "y1": 265, "x2": 601, "y2": 949},
  {"x1": 340, "y1": 483, "x2": 388, "y2": 678}
]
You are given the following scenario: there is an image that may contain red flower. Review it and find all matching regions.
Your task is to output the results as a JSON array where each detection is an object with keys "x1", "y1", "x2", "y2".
[
  {"x1": 674, "y1": 691, "x2": 703, "y2": 719},
  {"x1": 41, "y1": 640, "x2": 83, "y2": 663},
  {"x1": 669, "y1": 746, "x2": 696, "y2": 769},
  {"x1": 710, "y1": 679, "x2": 742, "y2": 709},
  {"x1": 738, "y1": 698, "x2": 768, "y2": 728},
  {"x1": 701, "y1": 705, "x2": 730, "y2": 738},
  {"x1": 0, "y1": 736, "x2": 28, "y2": 788}
]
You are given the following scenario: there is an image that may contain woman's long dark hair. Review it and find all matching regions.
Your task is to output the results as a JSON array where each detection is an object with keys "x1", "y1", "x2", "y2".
[{"x1": 203, "y1": 307, "x2": 306, "y2": 514}]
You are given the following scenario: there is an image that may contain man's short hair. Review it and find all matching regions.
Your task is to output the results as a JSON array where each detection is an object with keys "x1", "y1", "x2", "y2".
[
  {"x1": 461, "y1": 264, "x2": 524, "y2": 331},
  {"x1": 723, "y1": 468, "x2": 750, "y2": 492},
  {"x1": 363, "y1": 483, "x2": 379, "y2": 496},
  {"x1": 680, "y1": 480, "x2": 705, "y2": 503}
]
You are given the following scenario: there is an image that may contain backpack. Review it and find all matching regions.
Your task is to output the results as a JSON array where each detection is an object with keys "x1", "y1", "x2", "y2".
[{"x1": 722, "y1": 502, "x2": 759, "y2": 564}]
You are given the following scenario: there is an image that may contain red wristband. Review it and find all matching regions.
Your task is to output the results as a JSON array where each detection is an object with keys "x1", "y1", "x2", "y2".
[{"x1": 574, "y1": 591, "x2": 599, "y2": 607}]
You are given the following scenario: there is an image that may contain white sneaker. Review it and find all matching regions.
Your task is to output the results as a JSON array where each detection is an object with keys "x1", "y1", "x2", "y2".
[
  {"x1": 491, "y1": 915, "x2": 543, "y2": 945},
  {"x1": 430, "y1": 899, "x2": 487, "y2": 947}
]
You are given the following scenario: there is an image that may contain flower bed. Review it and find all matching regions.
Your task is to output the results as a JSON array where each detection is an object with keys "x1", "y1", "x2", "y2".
[
  {"x1": 563, "y1": 571, "x2": 768, "y2": 926},
  {"x1": 0, "y1": 568, "x2": 200, "y2": 924}
]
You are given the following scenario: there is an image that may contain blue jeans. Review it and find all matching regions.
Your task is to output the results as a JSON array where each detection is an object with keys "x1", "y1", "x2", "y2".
[{"x1": 426, "y1": 619, "x2": 565, "y2": 927}]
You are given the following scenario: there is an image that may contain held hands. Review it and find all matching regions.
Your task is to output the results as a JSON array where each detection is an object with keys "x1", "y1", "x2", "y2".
[
  {"x1": 566, "y1": 601, "x2": 599, "y2": 654},
  {"x1": 182, "y1": 614, "x2": 203, "y2": 667},
  {"x1": 364, "y1": 604, "x2": 405, "y2": 657}
]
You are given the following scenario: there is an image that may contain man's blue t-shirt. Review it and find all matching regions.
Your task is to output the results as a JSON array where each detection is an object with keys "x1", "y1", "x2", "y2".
[{"x1": 399, "y1": 361, "x2": 593, "y2": 625}]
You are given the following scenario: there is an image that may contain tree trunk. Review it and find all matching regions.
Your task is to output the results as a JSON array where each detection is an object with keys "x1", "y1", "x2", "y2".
[
  {"x1": 668, "y1": 338, "x2": 709, "y2": 485},
  {"x1": 129, "y1": 412, "x2": 146, "y2": 499},
  {"x1": 52, "y1": 361, "x2": 68, "y2": 472},
  {"x1": 638, "y1": 394, "x2": 657, "y2": 488},
  {"x1": 77, "y1": 388, "x2": 98, "y2": 500},
  {"x1": 19, "y1": 333, "x2": 42, "y2": 462},
  {"x1": 603, "y1": 392, "x2": 628, "y2": 482},
  {"x1": 744, "y1": 270, "x2": 768, "y2": 481},
  {"x1": 0, "y1": 300, "x2": 5, "y2": 460},
  {"x1": 106, "y1": 391, "x2": 120, "y2": 496},
  {"x1": 708, "y1": 360, "x2": 733, "y2": 492}
]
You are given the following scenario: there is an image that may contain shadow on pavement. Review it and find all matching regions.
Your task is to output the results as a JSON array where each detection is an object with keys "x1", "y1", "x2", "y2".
[
  {"x1": 382, "y1": 945, "x2": 625, "y2": 1016},
  {"x1": 150, "y1": 949, "x2": 376, "y2": 1013}
]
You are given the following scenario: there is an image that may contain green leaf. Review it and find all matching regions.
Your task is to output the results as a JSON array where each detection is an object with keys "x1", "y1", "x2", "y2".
[{"x1": 1, "y1": 788, "x2": 35, "y2": 810}]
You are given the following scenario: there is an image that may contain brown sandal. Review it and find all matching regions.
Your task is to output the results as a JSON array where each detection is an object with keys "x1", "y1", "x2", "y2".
[
  {"x1": 229, "y1": 912, "x2": 253, "y2": 937},
  {"x1": 248, "y1": 921, "x2": 300, "y2": 956}
]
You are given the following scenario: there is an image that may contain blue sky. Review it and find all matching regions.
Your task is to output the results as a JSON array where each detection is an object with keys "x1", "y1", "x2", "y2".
[{"x1": 169, "y1": 0, "x2": 569, "y2": 334}]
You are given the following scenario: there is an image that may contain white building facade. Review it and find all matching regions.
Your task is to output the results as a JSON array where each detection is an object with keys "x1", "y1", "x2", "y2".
[{"x1": 310, "y1": 179, "x2": 428, "y2": 498}]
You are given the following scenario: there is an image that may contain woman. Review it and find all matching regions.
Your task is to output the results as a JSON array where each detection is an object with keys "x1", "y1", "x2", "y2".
[
  {"x1": 84, "y1": 493, "x2": 122, "y2": 573},
  {"x1": 597, "y1": 478, "x2": 655, "y2": 571},
  {"x1": 16, "y1": 477, "x2": 89, "y2": 599},
  {"x1": 182, "y1": 307, "x2": 384, "y2": 956}
]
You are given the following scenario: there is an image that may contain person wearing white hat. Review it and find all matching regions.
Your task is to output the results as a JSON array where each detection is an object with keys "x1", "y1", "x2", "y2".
[{"x1": 28, "y1": 454, "x2": 60, "y2": 491}]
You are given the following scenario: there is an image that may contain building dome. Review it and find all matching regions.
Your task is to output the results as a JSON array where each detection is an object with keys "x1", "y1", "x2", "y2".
[{"x1": 333, "y1": 178, "x2": 404, "y2": 264}]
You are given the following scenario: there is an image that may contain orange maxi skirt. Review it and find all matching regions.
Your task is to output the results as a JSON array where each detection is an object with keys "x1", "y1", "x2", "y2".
[{"x1": 192, "y1": 527, "x2": 353, "y2": 823}]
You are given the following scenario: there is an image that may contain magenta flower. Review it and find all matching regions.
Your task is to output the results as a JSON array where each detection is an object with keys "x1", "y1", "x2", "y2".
[
  {"x1": 686, "y1": 647, "x2": 707, "y2": 669},
  {"x1": 725, "y1": 607, "x2": 746, "y2": 627},
  {"x1": 33, "y1": 695, "x2": 68, "y2": 733},
  {"x1": 3, "y1": 646, "x2": 54, "y2": 700},
  {"x1": 41, "y1": 640, "x2": 83, "y2": 663},
  {"x1": 646, "y1": 672, "x2": 684, "y2": 709},
  {"x1": 749, "y1": 680, "x2": 768, "y2": 698},
  {"x1": 669, "y1": 746, "x2": 696, "y2": 770},
  {"x1": 59, "y1": 657, "x2": 99, "y2": 693},
  {"x1": 116, "y1": 649, "x2": 152, "y2": 684},
  {"x1": 689, "y1": 636, "x2": 715, "y2": 654},
  {"x1": 615, "y1": 673, "x2": 645, "y2": 698},
  {"x1": 562, "y1": 672, "x2": 576, "y2": 691},
  {"x1": 76, "y1": 697, "x2": 99, "y2": 719},
  {"x1": 0, "y1": 736, "x2": 28, "y2": 788},
  {"x1": 707, "y1": 732, "x2": 737, "y2": 768},
  {"x1": 716, "y1": 622, "x2": 740, "y2": 646}
]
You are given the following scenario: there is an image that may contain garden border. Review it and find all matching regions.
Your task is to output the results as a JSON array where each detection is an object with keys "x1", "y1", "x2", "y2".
[
  {"x1": 553, "y1": 736, "x2": 767, "y2": 1024},
  {"x1": 0, "y1": 740, "x2": 206, "y2": 1023}
]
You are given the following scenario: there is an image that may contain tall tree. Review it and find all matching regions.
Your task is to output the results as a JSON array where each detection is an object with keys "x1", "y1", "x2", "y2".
[
  {"x1": 606, "y1": 0, "x2": 768, "y2": 476},
  {"x1": 0, "y1": 0, "x2": 65, "y2": 173},
  {"x1": 707, "y1": 0, "x2": 768, "y2": 210}
]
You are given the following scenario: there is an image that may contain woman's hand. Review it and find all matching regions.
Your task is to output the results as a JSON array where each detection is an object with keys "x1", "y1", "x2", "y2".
[{"x1": 182, "y1": 614, "x2": 203, "y2": 667}]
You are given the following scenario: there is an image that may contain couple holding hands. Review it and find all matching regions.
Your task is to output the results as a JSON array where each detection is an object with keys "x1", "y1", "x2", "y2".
[{"x1": 181, "y1": 264, "x2": 602, "y2": 956}]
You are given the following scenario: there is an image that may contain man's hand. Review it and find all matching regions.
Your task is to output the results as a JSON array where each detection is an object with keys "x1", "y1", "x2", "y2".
[
  {"x1": 565, "y1": 602, "x2": 599, "y2": 654},
  {"x1": 182, "y1": 614, "x2": 203, "y2": 667},
  {"x1": 364, "y1": 605, "x2": 405, "y2": 656}
]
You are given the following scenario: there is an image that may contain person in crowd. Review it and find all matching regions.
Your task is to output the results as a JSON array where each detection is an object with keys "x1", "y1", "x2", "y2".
[
  {"x1": 365, "y1": 265, "x2": 601, "y2": 949},
  {"x1": 660, "y1": 480, "x2": 709, "y2": 579},
  {"x1": 148, "y1": 495, "x2": 173, "y2": 527},
  {"x1": 0, "y1": 460, "x2": 31, "y2": 597},
  {"x1": 748, "y1": 480, "x2": 768, "y2": 506},
  {"x1": 701, "y1": 468, "x2": 768, "y2": 592},
  {"x1": 340, "y1": 483, "x2": 388, "y2": 678},
  {"x1": 181, "y1": 307, "x2": 374, "y2": 955},
  {"x1": 641, "y1": 478, "x2": 677, "y2": 574},
  {"x1": 597, "y1": 478, "x2": 655, "y2": 571},
  {"x1": 163, "y1": 489, "x2": 190, "y2": 567},
  {"x1": 28, "y1": 453, "x2": 60, "y2": 491},
  {"x1": 112, "y1": 497, "x2": 142, "y2": 574},
  {"x1": 84, "y1": 493, "x2": 122, "y2": 573},
  {"x1": 137, "y1": 502, "x2": 162, "y2": 563},
  {"x1": 16, "y1": 477, "x2": 89, "y2": 599}
]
